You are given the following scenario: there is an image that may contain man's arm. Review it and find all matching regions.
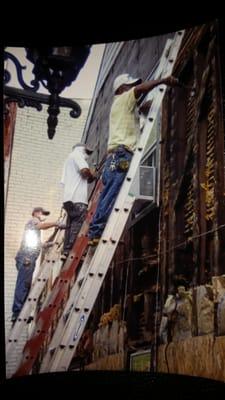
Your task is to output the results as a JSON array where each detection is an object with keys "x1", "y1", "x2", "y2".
[
  {"x1": 139, "y1": 99, "x2": 153, "y2": 116},
  {"x1": 36, "y1": 221, "x2": 59, "y2": 230},
  {"x1": 134, "y1": 76, "x2": 179, "y2": 99}
]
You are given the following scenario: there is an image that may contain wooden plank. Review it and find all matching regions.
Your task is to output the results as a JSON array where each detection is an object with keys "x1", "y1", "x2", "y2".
[
  {"x1": 84, "y1": 353, "x2": 125, "y2": 371},
  {"x1": 196, "y1": 285, "x2": 214, "y2": 335},
  {"x1": 171, "y1": 287, "x2": 193, "y2": 342},
  {"x1": 167, "y1": 90, "x2": 176, "y2": 293},
  {"x1": 211, "y1": 50, "x2": 225, "y2": 275},
  {"x1": 4, "y1": 102, "x2": 17, "y2": 160},
  {"x1": 160, "y1": 96, "x2": 170, "y2": 305},
  {"x1": 92, "y1": 329, "x2": 101, "y2": 363},
  {"x1": 108, "y1": 320, "x2": 119, "y2": 355},
  {"x1": 118, "y1": 321, "x2": 127, "y2": 353},
  {"x1": 4, "y1": 102, "x2": 17, "y2": 204},
  {"x1": 198, "y1": 115, "x2": 207, "y2": 284},
  {"x1": 157, "y1": 334, "x2": 225, "y2": 382},
  {"x1": 99, "y1": 324, "x2": 109, "y2": 359},
  {"x1": 212, "y1": 275, "x2": 225, "y2": 336}
]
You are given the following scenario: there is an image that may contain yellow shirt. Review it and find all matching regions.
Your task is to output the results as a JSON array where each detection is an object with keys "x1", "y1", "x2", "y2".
[{"x1": 108, "y1": 87, "x2": 140, "y2": 152}]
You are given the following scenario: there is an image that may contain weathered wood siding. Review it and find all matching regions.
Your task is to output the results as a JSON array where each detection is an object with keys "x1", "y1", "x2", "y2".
[{"x1": 157, "y1": 335, "x2": 225, "y2": 382}]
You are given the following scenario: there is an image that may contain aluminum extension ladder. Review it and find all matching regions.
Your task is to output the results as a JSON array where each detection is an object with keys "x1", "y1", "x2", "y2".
[
  {"x1": 9, "y1": 179, "x2": 103, "y2": 377},
  {"x1": 37, "y1": 30, "x2": 185, "y2": 373},
  {"x1": 39, "y1": 37, "x2": 175, "y2": 372},
  {"x1": 5, "y1": 216, "x2": 66, "y2": 377}
]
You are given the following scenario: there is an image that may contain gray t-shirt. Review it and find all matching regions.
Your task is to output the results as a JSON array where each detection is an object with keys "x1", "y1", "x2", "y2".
[{"x1": 18, "y1": 217, "x2": 41, "y2": 258}]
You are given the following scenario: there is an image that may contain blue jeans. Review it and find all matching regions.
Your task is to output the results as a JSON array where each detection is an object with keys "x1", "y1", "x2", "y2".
[
  {"x1": 12, "y1": 251, "x2": 38, "y2": 318},
  {"x1": 89, "y1": 146, "x2": 132, "y2": 240}
]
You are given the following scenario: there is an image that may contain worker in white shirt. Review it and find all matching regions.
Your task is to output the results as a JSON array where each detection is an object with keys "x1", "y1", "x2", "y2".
[{"x1": 60, "y1": 143, "x2": 95, "y2": 259}]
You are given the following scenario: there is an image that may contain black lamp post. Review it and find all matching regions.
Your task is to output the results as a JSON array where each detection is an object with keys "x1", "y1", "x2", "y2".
[{"x1": 4, "y1": 46, "x2": 91, "y2": 139}]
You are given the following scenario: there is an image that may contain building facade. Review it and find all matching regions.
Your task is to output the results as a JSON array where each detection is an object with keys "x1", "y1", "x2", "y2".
[
  {"x1": 4, "y1": 22, "x2": 225, "y2": 382},
  {"x1": 76, "y1": 22, "x2": 225, "y2": 380}
]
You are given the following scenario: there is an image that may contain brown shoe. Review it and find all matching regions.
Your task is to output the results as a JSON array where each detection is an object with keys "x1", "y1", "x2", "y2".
[{"x1": 88, "y1": 238, "x2": 100, "y2": 246}]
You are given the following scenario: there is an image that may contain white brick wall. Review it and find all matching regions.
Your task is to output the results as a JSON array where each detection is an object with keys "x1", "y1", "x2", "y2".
[{"x1": 4, "y1": 99, "x2": 90, "y2": 376}]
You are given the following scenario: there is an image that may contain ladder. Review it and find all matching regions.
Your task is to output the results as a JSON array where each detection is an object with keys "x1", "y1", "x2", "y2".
[
  {"x1": 9, "y1": 178, "x2": 103, "y2": 377},
  {"x1": 39, "y1": 246, "x2": 95, "y2": 372},
  {"x1": 5, "y1": 218, "x2": 66, "y2": 376},
  {"x1": 39, "y1": 37, "x2": 176, "y2": 373},
  {"x1": 37, "y1": 30, "x2": 185, "y2": 373}
]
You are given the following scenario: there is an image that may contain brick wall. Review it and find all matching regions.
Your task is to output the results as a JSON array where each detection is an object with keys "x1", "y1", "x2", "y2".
[{"x1": 4, "y1": 100, "x2": 90, "y2": 376}]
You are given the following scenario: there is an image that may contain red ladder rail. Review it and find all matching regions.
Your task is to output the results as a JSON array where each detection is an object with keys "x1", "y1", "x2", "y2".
[{"x1": 13, "y1": 178, "x2": 103, "y2": 377}]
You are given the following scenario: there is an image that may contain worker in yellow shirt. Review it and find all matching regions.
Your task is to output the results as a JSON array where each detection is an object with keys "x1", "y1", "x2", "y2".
[{"x1": 88, "y1": 73, "x2": 178, "y2": 245}]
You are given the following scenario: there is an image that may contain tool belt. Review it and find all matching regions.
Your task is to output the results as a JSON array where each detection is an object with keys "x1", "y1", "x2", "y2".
[
  {"x1": 107, "y1": 144, "x2": 133, "y2": 155},
  {"x1": 108, "y1": 145, "x2": 133, "y2": 172}
]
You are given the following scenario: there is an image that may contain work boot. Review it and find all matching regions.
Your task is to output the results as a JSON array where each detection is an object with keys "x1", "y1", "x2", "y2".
[
  {"x1": 88, "y1": 238, "x2": 100, "y2": 246},
  {"x1": 11, "y1": 314, "x2": 18, "y2": 326}
]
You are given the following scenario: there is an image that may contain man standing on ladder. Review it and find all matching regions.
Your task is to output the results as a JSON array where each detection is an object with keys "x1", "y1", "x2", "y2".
[
  {"x1": 60, "y1": 143, "x2": 96, "y2": 259},
  {"x1": 12, "y1": 207, "x2": 64, "y2": 323},
  {"x1": 88, "y1": 73, "x2": 178, "y2": 245}
]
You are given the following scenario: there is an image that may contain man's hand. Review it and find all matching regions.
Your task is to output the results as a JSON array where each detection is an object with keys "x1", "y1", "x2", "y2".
[
  {"x1": 87, "y1": 168, "x2": 97, "y2": 183},
  {"x1": 134, "y1": 76, "x2": 179, "y2": 99},
  {"x1": 42, "y1": 241, "x2": 54, "y2": 249},
  {"x1": 163, "y1": 76, "x2": 179, "y2": 87}
]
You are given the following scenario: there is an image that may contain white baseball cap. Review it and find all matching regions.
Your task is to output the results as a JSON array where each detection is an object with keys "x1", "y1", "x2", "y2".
[
  {"x1": 113, "y1": 73, "x2": 142, "y2": 94},
  {"x1": 72, "y1": 142, "x2": 94, "y2": 154}
]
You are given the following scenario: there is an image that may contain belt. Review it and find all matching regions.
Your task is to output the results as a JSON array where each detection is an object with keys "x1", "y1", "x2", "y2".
[{"x1": 107, "y1": 145, "x2": 133, "y2": 155}]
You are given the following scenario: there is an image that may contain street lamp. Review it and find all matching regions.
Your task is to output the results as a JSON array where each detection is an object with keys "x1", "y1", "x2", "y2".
[{"x1": 4, "y1": 46, "x2": 91, "y2": 139}]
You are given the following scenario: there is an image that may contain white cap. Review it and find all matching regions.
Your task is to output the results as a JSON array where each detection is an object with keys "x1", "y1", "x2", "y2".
[
  {"x1": 113, "y1": 73, "x2": 142, "y2": 94},
  {"x1": 72, "y1": 142, "x2": 94, "y2": 153}
]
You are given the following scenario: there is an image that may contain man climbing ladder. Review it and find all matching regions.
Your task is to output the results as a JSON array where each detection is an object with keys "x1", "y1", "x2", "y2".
[{"x1": 88, "y1": 73, "x2": 179, "y2": 246}]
